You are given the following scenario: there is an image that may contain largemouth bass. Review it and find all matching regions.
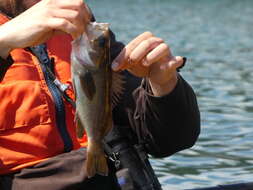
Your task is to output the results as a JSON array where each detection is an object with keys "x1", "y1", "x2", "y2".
[{"x1": 71, "y1": 22, "x2": 123, "y2": 178}]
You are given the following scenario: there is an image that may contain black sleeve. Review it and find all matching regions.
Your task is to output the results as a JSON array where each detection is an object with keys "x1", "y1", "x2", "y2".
[
  {"x1": 133, "y1": 76, "x2": 201, "y2": 158},
  {"x1": 112, "y1": 72, "x2": 200, "y2": 158},
  {"x1": 0, "y1": 55, "x2": 14, "y2": 82}
]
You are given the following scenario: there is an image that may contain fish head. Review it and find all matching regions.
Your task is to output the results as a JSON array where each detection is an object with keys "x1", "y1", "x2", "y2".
[
  {"x1": 71, "y1": 22, "x2": 110, "y2": 71},
  {"x1": 86, "y1": 22, "x2": 110, "y2": 68}
]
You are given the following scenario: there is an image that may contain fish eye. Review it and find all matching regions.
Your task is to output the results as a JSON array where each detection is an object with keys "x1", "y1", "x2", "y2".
[{"x1": 97, "y1": 36, "x2": 106, "y2": 47}]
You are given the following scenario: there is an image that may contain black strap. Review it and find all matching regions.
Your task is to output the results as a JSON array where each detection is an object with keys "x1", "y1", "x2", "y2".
[{"x1": 104, "y1": 126, "x2": 163, "y2": 190}]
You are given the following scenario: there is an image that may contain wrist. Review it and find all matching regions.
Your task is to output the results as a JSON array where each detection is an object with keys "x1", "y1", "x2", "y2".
[{"x1": 149, "y1": 72, "x2": 178, "y2": 97}]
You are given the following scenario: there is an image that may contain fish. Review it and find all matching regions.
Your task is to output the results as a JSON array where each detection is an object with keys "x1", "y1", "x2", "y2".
[{"x1": 71, "y1": 22, "x2": 124, "y2": 178}]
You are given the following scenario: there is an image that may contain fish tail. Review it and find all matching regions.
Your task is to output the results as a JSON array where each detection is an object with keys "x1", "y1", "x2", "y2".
[{"x1": 85, "y1": 141, "x2": 108, "y2": 178}]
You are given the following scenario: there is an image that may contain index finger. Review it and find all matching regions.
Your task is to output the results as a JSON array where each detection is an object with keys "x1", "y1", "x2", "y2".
[{"x1": 112, "y1": 31, "x2": 153, "y2": 71}]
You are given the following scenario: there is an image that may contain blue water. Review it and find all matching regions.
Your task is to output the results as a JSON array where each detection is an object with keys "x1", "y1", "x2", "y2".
[{"x1": 87, "y1": 0, "x2": 253, "y2": 189}]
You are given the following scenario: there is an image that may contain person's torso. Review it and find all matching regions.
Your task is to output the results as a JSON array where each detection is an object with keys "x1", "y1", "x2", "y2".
[{"x1": 0, "y1": 13, "x2": 87, "y2": 175}]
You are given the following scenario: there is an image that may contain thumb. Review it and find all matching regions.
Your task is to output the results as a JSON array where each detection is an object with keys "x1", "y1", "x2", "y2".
[
  {"x1": 175, "y1": 56, "x2": 187, "y2": 72},
  {"x1": 167, "y1": 56, "x2": 186, "y2": 71}
]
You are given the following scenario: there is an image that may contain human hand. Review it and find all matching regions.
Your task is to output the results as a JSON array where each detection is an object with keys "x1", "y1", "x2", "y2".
[
  {"x1": 111, "y1": 32, "x2": 185, "y2": 96},
  {"x1": 0, "y1": 0, "x2": 90, "y2": 58}
]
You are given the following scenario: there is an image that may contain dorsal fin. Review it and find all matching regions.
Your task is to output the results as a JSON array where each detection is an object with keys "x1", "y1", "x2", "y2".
[
  {"x1": 80, "y1": 71, "x2": 96, "y2": 101},
  {"x1": 111, "y1": 72, "x2": 125, "y2": 108}
]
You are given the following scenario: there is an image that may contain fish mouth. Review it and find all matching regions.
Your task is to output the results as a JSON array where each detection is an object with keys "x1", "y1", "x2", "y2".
[
  {"x1": 71, "y1": 22, "x2": 110, "y2": 69},
  {"x1": 86, "y1": 22, "x2": 110, "y2": 42}
]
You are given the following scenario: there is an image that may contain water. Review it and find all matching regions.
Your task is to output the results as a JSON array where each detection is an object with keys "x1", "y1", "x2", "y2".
[{"x1": 87, "y1": 0, "x2": 253, "y2": 189}]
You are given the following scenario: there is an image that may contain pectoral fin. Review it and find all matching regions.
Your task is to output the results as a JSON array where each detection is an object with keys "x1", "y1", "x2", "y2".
[
  {"x1": 75, "y1": 113, "x2": 85, "y2": 138},
  {"x1": 80, "y1": 71, "x2": 96, "y2": 101}
]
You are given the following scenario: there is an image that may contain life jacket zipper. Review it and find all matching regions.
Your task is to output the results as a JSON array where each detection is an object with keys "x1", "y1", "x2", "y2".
[{"x1": 30, "y1": 44, "x2": 73, "y2": 152}]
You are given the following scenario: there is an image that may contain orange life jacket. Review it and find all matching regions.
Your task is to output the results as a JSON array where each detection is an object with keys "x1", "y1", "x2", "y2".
[{"x1": 0, "y1": 13, "x2": 87, "y2": 175}]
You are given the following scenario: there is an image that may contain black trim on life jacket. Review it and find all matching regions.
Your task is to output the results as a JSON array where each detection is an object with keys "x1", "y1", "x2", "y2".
[{"x1": 30, "y1": 44, "x2": 74, "y2": 152}]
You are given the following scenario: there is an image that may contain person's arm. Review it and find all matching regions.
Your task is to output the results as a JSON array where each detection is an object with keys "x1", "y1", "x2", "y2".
[
  {"x1": 110, "y1": 31, "x2": 200, "y2": 158},
  {"x1": 112, "y1": 71, "x2": 200, "y2": 158},
  {"x1": 0, "y1": 0, "x2": 90, "y2": 82},
  {"x1": 132, "y1": 75, "x2": 200, "y2": 157}
]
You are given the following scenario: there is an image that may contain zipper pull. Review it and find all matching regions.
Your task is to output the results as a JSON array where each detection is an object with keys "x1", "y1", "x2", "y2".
[{"x1": 53, "y1": 78, "x2": 70, "y2": 92}]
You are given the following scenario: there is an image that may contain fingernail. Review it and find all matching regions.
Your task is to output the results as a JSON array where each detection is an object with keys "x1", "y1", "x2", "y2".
[
  {"x1": 142, "y1": 59, "x2": 149, "y2": 66},
  {"x1": 160, "y1": 64, "x2": 166, "y2": 70},
  {"x1": 111, "y1": 61, "x2": 119, "y2": 71}
]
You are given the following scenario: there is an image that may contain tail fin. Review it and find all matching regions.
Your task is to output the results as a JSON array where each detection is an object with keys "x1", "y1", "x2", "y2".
[{"x1": 85, "y1": 141, "x2": 108, "y2": 178}]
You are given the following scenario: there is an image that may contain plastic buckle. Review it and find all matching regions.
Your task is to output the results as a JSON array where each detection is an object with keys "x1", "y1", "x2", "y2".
[{"x1": 109, "y1": 152, "x2": 121, "y2": 169}]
